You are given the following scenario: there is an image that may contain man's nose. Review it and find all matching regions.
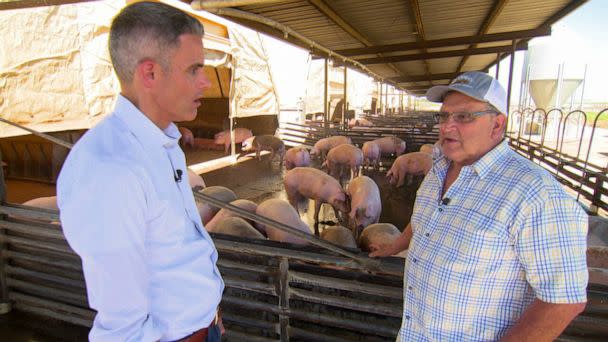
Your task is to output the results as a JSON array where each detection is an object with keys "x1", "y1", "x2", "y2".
[{"x1": 198, "y1": 71, "x2": 211, "y2": 91}]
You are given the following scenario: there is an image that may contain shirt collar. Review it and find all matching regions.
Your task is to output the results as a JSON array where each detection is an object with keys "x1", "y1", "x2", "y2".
[
  {"x1": 433, "y1": 139, "x2": 511, "y2": 179},
  {"x1": 113, "y1": 95, "x2": 181, "y2": 149}
]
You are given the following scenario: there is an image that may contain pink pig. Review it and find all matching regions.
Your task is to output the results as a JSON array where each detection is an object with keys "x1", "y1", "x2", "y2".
[
  {"x1": 386, "y1": 152, "x2": 433, "y2": 187},
  {"x1": 362, "y1": 141, "x2": 381, "y2": 170},
  {"x1": 213, "y1": 127, "x2": 253, "y2": 154},
  {"x1": 284, "y1": 167, "x2": 350, "y2": 233},
  {"x1": 284, "y1": 146, "x2": 311, "y2": 170},
  {"x1": 346, "y1": 176, "x2": 381, "y2": 238},
  {"x1": 178, "y1": 127, "x2": 194, "y2": 148},
  {"x1": 310, "y1": 136, "x2": 352, "y2": 159},
  {"x1": 255, "y1": 198, "x2": 311, "y2": 245},
  {"x1": 322, "y1": 144, "x2": 363, "y2": 182},
  {"x1": 370, "y1": 136, "x2": 406, "y2": 156}
]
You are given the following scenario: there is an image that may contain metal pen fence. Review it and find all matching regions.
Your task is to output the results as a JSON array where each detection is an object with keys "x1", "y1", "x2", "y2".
[{"x1": 508, "y1": 107, "x2": 608, "y2": 214}]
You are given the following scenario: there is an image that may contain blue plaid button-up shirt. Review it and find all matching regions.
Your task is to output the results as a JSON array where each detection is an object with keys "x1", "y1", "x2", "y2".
[{"x1": 398, "y1": 140, "x2": 588, "y2": 341}]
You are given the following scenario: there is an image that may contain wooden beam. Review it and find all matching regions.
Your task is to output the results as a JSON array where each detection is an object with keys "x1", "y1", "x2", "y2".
[
  {"x1": 307, "y1": 0, "x2": 405, "y2": 83},
  {"x1": 192, "y1": 0, "x2": 289, "y2": 9},
  {"x1": 407, "y1": 0, "x2": 433, "y2": 84},
  {"x1": 334, "y1": 27, "x2": 550, "y2": 56},
  {"x1": 481, "y1": 0, "x2": 589, "y2": 72},
  {"x1": 391, "y1": 73, "x2": 460, "y2": 83},
  {"x1": 0, "y1": 0, "x2": 98, "y2": 10},
  {"x1": 406, "y1": 84, "x2": 447, "y2": 91},
  {"x1": 357, "y1": 43, "x2": 527, "y2": 65},
  {"x1": 308, "y1": 0, "x2": 371, "y2": 46},
  {"x1": 456, "y1": 0, "x2": 509, "y2": 72}
]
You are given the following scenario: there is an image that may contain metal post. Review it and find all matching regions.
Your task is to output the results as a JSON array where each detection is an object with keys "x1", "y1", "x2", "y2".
[
  {"x1": 506, "y1": 40, "x2": 516, "y2": 117},
  {"x1": 579, "y1": 64, "x2": 588, "y2": 110},
  {"x1": 278, "y1": 257, "x2": 290, "y2": 341},
  {"x1": 343, "y1": 66, "x2": 347, "y2": 128},
  {"x1": 324, "y1": 58, "x2": 329, "y2": 136},
  {"x1": 0, "y1": 148, "x2": 10, "y2": 314},
  {"x1": 378, "y1": 82, "x2": 383, "y2": 115},
  {"x1": 495, "y1": 52, "x2": 501, "y2": 79},
  {"x1": 384, "y1": 83, "x2": 388, "y2": 115},
  {"x1": 555, "y1": 63, "x2": 564, "y2": 110}
]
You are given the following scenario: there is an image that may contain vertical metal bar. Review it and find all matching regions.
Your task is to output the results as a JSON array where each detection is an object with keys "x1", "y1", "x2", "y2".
[
  {"x1": 555, "y1": 63, "x2": 564, "y2": 110},
  {"x1": 378, "y1": 82, "x2": 382, "y2": 115},
  {"x1": 343, "y1": 66, "x2": 347, "y2": 128},
  {"x1": 384, "y1": 84, "x2": 388, "y2": 115},
  {"x1": 324, "y1": 58, "x2": 329, "y2": 136},
  {"x1": 495, "y1": 52, "x2": 501, "y2": 79},
  {"x1": 279, "y1": 257, "x2": 290, "y2": 341},
  {"x1": 506, "y1": 40, "x2": 516, "y2": 121},
  {"x1": 579, "y1": 64, "x2": 588, "y2": 110},
  {"x1": 0, "y1": 147, "x2": 10, "y2": 314}
]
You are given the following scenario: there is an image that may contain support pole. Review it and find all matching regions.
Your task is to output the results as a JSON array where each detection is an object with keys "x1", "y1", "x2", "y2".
[
  {"x1": 343, "y1": 66, "x2": 348, "y2": 127},
  {"x1": 495, "y1": 52, "x2": 501, "y2": 79},
  {"x1": 506, "y1": 40, "x2": 516, "y2": 117},
  {"x1": 579, "y1": 64, "x2": 588, "y2": 110},
  {"x1": 378, "y1": 82, "x2": 383, "y2": 115},
  {"x1": 324, "y1": 58, "x2": 329, "y2": 136}
]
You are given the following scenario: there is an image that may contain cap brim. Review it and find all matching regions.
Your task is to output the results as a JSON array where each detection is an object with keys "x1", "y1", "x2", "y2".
[{"x1": 425, "y1": 85, "x2": 451, "y2": 102}]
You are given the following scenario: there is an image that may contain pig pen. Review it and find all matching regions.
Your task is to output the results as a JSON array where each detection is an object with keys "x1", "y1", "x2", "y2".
[{"x1": 0, "y1": 151, "x2": 607, "y2": 341}]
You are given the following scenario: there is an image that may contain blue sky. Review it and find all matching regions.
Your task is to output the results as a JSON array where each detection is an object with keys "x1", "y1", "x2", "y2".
[{"x1": 491, "y1": 0, "x2": 608, "y2": 104}]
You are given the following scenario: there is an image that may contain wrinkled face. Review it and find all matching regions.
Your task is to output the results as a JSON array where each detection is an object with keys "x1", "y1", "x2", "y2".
[
  {"x1": 155, "y1": 34, "x2": 211, "y2": 125},
  {"x1": 438, "y1": 92, "x2": 505, "y2": 167}
]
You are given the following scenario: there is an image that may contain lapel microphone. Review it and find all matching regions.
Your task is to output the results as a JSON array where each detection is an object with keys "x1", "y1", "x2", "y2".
[{"x1": 174, "y1": 169, "x2": 183, "y2": 183}]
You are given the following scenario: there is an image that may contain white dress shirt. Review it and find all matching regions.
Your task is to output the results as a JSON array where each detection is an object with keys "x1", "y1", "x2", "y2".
[{"x1": 58, "y1": 95, "x2": 224, "y2": 342}]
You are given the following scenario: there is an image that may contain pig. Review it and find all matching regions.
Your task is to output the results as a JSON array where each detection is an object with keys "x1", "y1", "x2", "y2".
[
  {"x1": 386, "y1": 152, "x2": 433, "y2": 187},
  {"x1": 178, "y1": 127, "x2": 194, "y2": 148},
  {"x1": 322, "y1": 144, "x2": 363, "y2": 182},
  {"x1": 195, "y1": 186, "x2": 237, "y2": 225},
  {"x1": 240, "y1": 135, "x2": 285, "y2": 165},
  {"x1": 419, "y1": 143, "x2": 434, "y2": 155},
  {"x1": 346, "y1": 176, "x2": 381, "y2": 239},
  {"x1": 255, "y1": 198, "x2": 311, "y2": 245},
  {"x1": 588, "y1": 215, "x2": 608, "y2": 247},
  {"x1": 362, "y1": 141, "x2": 381, "y2": 170},
  {"x1": 283, "y1": 167, "x2": 349, "y2": 233},
  {"x1": 320, "y1": 226, "x2": 357, "y2": 249},
  {"x1": 359, "y1": 223, "x2": 402, "y2": 255},
  {"x1": 187, "y1": 168, "x2": 206, "y2": 190},
  {"x1": 210, "y1": 216, "x2": 265, "y2": 240},
  {"x1": 205, "y1": 199, "x2": 260, "y2": 234},
  {"x1": 348, "y1": 118, "x2": 373, "y2": 128},
  {"x1": 370, "y1": 136, "x2": 406, "y2": 157},
  {"x1": 22, "y1": 196, "x2": 58, "y2": 210},
  {"x1": 310, "y1": 136, "x2": 352, "y2": 159},
  {"x1": 214, "y1": 127, "x2": 253, "y2": 154},
  {"x1": 284, "y1": 146, "x2": 311, "y2": 170}
]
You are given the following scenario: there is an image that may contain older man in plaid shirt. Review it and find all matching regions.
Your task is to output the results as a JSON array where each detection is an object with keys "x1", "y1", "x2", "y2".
[{"x1": 371, "y1": 71, "x2": 587, "y2": 341}]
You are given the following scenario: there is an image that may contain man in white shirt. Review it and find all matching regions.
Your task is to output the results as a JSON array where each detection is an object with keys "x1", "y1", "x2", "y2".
[{"x1": 57, "y1": 2, "x2": 224, "y2": 341}]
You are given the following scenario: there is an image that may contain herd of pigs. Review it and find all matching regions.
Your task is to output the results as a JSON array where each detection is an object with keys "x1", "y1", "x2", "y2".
[
  {"x1": 192, "y1": 133, "x2": 436, "y2": 256},
  {"x1": 20, "y1": 127, "x2": 608, "y2": 258}
]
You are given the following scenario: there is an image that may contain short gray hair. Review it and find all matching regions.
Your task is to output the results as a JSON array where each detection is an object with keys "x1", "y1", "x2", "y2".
[{"x1": 109, "y1": 1, "x2": 204, "y2": 84}]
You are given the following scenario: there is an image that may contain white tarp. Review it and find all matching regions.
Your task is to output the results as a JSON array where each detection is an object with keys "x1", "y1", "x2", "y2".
[
  {"x1": 0, "y1": 0, "x2": 277, "y2": 137},
  {"x1": 228, "y1": 25, "x2": 279, "y2": 118}
]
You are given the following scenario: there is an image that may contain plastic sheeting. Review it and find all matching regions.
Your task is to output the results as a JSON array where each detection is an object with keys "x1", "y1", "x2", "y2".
[
  {"x1": 0, "y1": 0, "x2": 278, "y2": 137},
  {"x1": 228, "y1": 25, "x2": 278, "y2": 118}
]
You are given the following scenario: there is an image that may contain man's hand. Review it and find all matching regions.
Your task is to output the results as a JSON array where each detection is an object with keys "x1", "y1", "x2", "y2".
[{"x1": 368, "y1": 242, "x2": 395, "y2": 257}]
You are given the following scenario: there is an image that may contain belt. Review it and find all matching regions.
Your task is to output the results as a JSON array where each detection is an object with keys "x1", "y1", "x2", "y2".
[{"x1": 179, "y1": 309, "x2": 221, "y2": 342}]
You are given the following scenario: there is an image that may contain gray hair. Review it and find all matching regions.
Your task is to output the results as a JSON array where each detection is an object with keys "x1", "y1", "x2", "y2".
[{"x1": 109, "y1": 1, "x2": 204, "y2": 84}]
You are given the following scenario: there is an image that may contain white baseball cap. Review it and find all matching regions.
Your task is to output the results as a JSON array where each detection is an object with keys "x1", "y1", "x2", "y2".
[{"x1": 425, "y1": 71, "x2": 508, "y2": 115}]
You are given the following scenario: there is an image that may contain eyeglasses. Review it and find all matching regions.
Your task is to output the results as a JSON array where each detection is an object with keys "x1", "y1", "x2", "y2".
[{"x1": 434, "y1": 110, "x2": 497, "y2": 124}]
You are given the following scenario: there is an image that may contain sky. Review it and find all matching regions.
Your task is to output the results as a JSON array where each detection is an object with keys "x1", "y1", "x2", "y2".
[
  {"x1": 261, "y1": 1, "x2": 608, "y2": 108},
  {"x1": 489, "y1": 0, "x2": 608, "y2": 105}
]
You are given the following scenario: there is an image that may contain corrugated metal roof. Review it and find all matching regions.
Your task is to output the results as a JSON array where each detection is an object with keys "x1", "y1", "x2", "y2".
[{"x1": 196, "y1": 0, "x2": 589, "y2": 94}]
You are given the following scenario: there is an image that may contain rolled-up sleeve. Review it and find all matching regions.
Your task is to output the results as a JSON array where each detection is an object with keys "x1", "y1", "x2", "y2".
[
  {"x1": 515, "y1": 195, "x2": 588, "y2": 304},
  {"x1": 59, "y1": 162, "x2": 162, "y2": 342}
]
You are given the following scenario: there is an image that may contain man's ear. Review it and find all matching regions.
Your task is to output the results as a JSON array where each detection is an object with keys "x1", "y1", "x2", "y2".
[
  {"x1": 136, "y1": 59, "x2": 157, "y2": 89},
  {"x1": 492, "y1": 113, "x2": 507, "y2": 138}
]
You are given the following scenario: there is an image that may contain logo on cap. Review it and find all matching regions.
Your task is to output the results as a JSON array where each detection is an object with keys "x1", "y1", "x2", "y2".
[{"x1": 451, "y1": 76, "x2": 472, "y2": 86}]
